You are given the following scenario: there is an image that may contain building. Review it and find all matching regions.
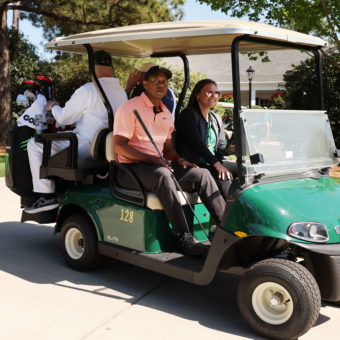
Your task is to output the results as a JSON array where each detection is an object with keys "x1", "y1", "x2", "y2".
[{"x1": 167, "y1": 49, "x2": 310, "y2": 107}]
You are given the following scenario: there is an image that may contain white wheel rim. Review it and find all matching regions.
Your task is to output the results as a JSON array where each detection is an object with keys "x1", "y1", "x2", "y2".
[
  {"x1": 65, "y1": 227, "x2": 84, "y2": 260},
  {"x1": 252, "y1": 282, "x2": 294, "y2": 325}
]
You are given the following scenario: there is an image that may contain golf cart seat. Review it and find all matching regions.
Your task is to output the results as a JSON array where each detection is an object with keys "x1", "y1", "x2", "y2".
[
  {"x1": 106, "y1": 132, "x2": 201, "y2": 209},
  {"x1": 39, "y1": 128, "x2": 110, "y2": 184},
  {"x1": 21, "y1": 128, "x2": 110, "y2": 225}
]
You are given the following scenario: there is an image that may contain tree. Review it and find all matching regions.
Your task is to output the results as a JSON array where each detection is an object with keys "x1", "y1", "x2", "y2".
[
  {"x1": 167, "y1": 66, "x2": 206, "y2": 109},
  {"x1": 198, "y1": 0, "x2": 340, "y2": 140},
  {"x1": 19, "y1": 0, "x2": 184, "y2": 39},
  {"x1": 1, "y1": 1, "x2": 12, "y2": 146},
  {"x1": 9, "y1": 28, "x2": 40, "y2": 121},
  {"x1": 40, "y1": 56, "x2": 92, "y2": 106},
  {"x1": 283, "y1": 52, "x2": 340, "y2": 145},
  {"x1": 197, "y1": 0, "x2": 340, "y2": 54},
  {"x1": 11, "y1": 0, "x2": 19, "y2": 30},
  {"x1": 0, "y1": 0, "x2": 184, "y2": 146}
]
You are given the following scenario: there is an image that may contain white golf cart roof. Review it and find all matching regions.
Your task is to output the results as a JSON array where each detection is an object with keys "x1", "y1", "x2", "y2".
[{"x1": 45, "y1": 20, "x2": 327, "y2": 57}]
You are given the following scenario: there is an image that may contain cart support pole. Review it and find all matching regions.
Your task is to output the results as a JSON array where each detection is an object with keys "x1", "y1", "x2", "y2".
[
  {"x1": 231, "y1": 36, "x2": 246, "y2": 185},
  {"x1": 175, "y1": 54, "x2": 190, "y2": 120},
  {"x1": 84, "y1": 44, "x2": 114, "y2": 131},
  {"x1": 313, "y1": 48, "x2": 325, "y2": 110}
]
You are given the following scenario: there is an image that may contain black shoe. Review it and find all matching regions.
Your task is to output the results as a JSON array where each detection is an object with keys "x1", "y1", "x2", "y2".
[
  {"x1": 175, "y1": 232, "x2": 208, "y2": 256},
  {"x1": 24, "y1": 197, "x2": 59, "y2": 214}
]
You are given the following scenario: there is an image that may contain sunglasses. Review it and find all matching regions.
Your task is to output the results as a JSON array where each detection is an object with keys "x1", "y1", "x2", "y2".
[
  {"x1": 205, "y1": 90, "x2": 220, "y2": 98},
  {"x1": 148, "y1": 78, "x2": 168, "y2": 86}
]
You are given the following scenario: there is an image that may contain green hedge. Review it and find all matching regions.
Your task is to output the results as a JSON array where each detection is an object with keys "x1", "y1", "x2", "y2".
[{"x1": 0, "y1": 156, "x2": 5, "y2": 177}]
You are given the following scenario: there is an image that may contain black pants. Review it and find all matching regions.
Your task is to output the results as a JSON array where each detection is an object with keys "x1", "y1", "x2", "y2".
[
  {"x1": 117, "y1": 163, "x2": 226, "y2": 235},
  {"x1": 201, "y1": 164, "x2": 232, "y2": 200}
]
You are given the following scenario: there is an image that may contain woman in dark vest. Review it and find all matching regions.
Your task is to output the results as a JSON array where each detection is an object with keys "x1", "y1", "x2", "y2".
[{"x1": 175, "y1": 79, "x2": 233, "y2": 200}]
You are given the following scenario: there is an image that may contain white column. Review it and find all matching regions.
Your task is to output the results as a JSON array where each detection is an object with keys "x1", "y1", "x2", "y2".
[{"x1": 251, "y1": 87, "x2": 256, "y2": 107}]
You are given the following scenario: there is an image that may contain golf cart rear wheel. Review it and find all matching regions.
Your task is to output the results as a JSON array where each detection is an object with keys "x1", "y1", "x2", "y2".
[
  {"x1": 237, "y1": 258, "x2": 320, "y2": 340},
  {"x1": 60, "y1": 214, "x2": 98, "y2": 271}
]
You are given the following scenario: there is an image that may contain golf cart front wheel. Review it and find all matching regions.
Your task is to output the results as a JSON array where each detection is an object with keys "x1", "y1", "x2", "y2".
[
  {"x1": 60, "y1": 214, "x2": 98, "y2": 271},
  {"x1": 237, "y1": 258, "x2": 320, "y2": 340}
]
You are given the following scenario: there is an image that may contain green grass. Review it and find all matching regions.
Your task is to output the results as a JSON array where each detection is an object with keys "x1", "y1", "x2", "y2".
[{"x1": 0, "y1": 155, "x2": 5, "y2": 177}]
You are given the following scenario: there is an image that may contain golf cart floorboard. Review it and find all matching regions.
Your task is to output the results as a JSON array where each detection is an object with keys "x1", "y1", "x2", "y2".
[
  {"x1": 98, "y1": 241, "x2": 211, "y2": 282},
  {"x1": 21, "y1": 208, "x2": 58, "y2": 224},
  {"x1": 140, "y1": 249, "x2": 207, "y2": 271}
]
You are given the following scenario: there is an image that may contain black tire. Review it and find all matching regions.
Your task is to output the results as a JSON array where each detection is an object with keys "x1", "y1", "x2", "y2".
[
  {"x1": 60, "y1": 214, "x2": 99, "y2": 271},
  {"x1": 237, "y1": 258, "x2": 320, "y2": 340},
  {"x1": 327, "y1": 300, "x2": 340, "y2": 307}
]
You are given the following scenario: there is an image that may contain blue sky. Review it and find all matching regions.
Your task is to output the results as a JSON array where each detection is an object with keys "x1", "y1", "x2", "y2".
[
  {"x1": 184, "y1": 0, "x2": 232, "y2": 20},
  {"x1": 7, "y1": 0, "x2": 235, "y2": 58}
]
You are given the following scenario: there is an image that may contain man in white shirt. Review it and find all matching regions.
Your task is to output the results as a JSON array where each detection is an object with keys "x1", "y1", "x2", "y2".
[{"x1": 25, "y1": 50, "x2": 127, "y2": 214}]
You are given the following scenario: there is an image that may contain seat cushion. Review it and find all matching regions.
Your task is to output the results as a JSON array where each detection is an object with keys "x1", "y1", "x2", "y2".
[
  {"x1": 107, "y1": 131, "x2": 201, "y2": 209},
  {"x1": 106, "y1": 131, "x2": 115, "y2": 162},
  {"x1": 113, "y1": 186, "x2": 201, "y2": 210},
  {"x1": 90, "y1": 128, "x2": 110, "y2": 160},
  {"x1": 146, "y1": 191, "x2": 201, "y2": 210}
]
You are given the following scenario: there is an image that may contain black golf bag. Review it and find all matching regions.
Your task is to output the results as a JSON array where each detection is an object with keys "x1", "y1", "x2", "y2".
[
  {"x1": 5, "y1": 125, "x2": 39, "y2": 207},
  {"x1": 6, "y1": 76, "x2": 53, "y2": 208}
]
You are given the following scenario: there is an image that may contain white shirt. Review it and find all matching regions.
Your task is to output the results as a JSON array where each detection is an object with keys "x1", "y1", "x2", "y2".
[
  {"x1": 168, "y1": 87, "x2": 177, "y2": 120},
  {"x1": 17, "y1": 94, "x2": 48, "y2": 130},
  {"x1": 51, "y1": 77, "x2": 127, "y2": 146}
]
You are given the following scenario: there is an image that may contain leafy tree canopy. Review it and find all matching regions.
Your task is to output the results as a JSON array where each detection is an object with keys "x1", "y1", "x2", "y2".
[
  {"x1": 9, "y1": 32, "x2": 205, "y2": 125},
  {"x1": 283, "y1": 52, "x2": 340, "y2": 144},
  {"x1": 9, "y1": 29, "x2": 40, "y2": 121},
  {"x1": 198, "y1": 0, "x2": 340, "y2": 142},
  {"x1": 0, "y1": 0, "x2": 184, "y2": 145},
  {"x1": 10, "y1": 0, "x2": 184, "y2": 39},
  {"x1": 9, "y1": 29, "x2": 39, "y2": 92},
  {"x1": 198, "y1": 0, "x2": 340, "y2": 54}
]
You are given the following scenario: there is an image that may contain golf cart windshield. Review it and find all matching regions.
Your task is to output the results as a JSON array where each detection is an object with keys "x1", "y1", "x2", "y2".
[{"x1": 242, "y1": 109, "x2": 338, "y2": 176}]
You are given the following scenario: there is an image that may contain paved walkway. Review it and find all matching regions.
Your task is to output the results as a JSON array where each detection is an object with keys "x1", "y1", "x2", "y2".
[{"x1": 0, "y1": 178, "x2": 339, "y2": 339}]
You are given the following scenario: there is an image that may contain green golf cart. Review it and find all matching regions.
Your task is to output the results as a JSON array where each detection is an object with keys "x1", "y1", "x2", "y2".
[{"x1": 7, "y1": 20, "x2": 340, "y2": 339}]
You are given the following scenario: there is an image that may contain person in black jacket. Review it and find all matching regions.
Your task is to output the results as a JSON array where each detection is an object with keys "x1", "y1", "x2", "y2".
[{"x1": 175, "y1": 79, "x2": 233, "y2": 199}]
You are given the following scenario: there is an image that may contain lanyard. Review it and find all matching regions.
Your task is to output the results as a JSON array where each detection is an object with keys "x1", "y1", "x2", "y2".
[{"x1": 206, "y1": 111, "x2": 213, "y2": 148}]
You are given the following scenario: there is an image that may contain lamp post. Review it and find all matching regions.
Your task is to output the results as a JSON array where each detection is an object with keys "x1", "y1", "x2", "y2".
[{"x1": 246, "y1": 66, "x2": 255, "y2": 108}]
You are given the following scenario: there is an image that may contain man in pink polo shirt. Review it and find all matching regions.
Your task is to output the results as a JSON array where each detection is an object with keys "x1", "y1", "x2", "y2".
[{"x1": 114, "y1": 66, "x2": 226, "y2": 256}]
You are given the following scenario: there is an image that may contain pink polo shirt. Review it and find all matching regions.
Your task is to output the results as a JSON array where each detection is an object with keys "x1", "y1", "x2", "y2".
[{"x1": 113, "y1": 92, "x2": 174, "y2": 163}]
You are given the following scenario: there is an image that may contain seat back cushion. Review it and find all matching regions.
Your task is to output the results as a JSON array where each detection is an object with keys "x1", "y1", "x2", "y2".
[
  {"x1": 106, "y1": 132, "x2": 115, "y2": 162},
  {"x1": 90, "y1": 128, "x2": 110, "y2": 160}
]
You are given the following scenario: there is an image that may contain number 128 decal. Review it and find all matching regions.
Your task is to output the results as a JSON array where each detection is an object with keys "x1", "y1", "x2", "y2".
[{"x1": 120, "y1": 209, "x2": 134, "y2": 223}]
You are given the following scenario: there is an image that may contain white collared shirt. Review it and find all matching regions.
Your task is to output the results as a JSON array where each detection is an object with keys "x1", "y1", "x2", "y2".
[{"x1": 52, "y1": 77, "x2": 127, "y2": 145}]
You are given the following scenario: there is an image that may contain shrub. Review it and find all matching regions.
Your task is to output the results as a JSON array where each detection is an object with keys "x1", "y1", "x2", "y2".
[
  {"x1": 283, "y1": 52, "x2": 340, "y2": 146},
  {"x1": 219, "y1": 93, "x2": 234, "y2": 103},
  {"x1": 268, "y1": 92, "x2": 285, "y2": 109}
]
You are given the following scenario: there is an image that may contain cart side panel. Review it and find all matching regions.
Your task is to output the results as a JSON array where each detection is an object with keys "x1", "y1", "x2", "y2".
[{"x1": 59, "y1": 184, "x2": 210, "y2": 253}]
